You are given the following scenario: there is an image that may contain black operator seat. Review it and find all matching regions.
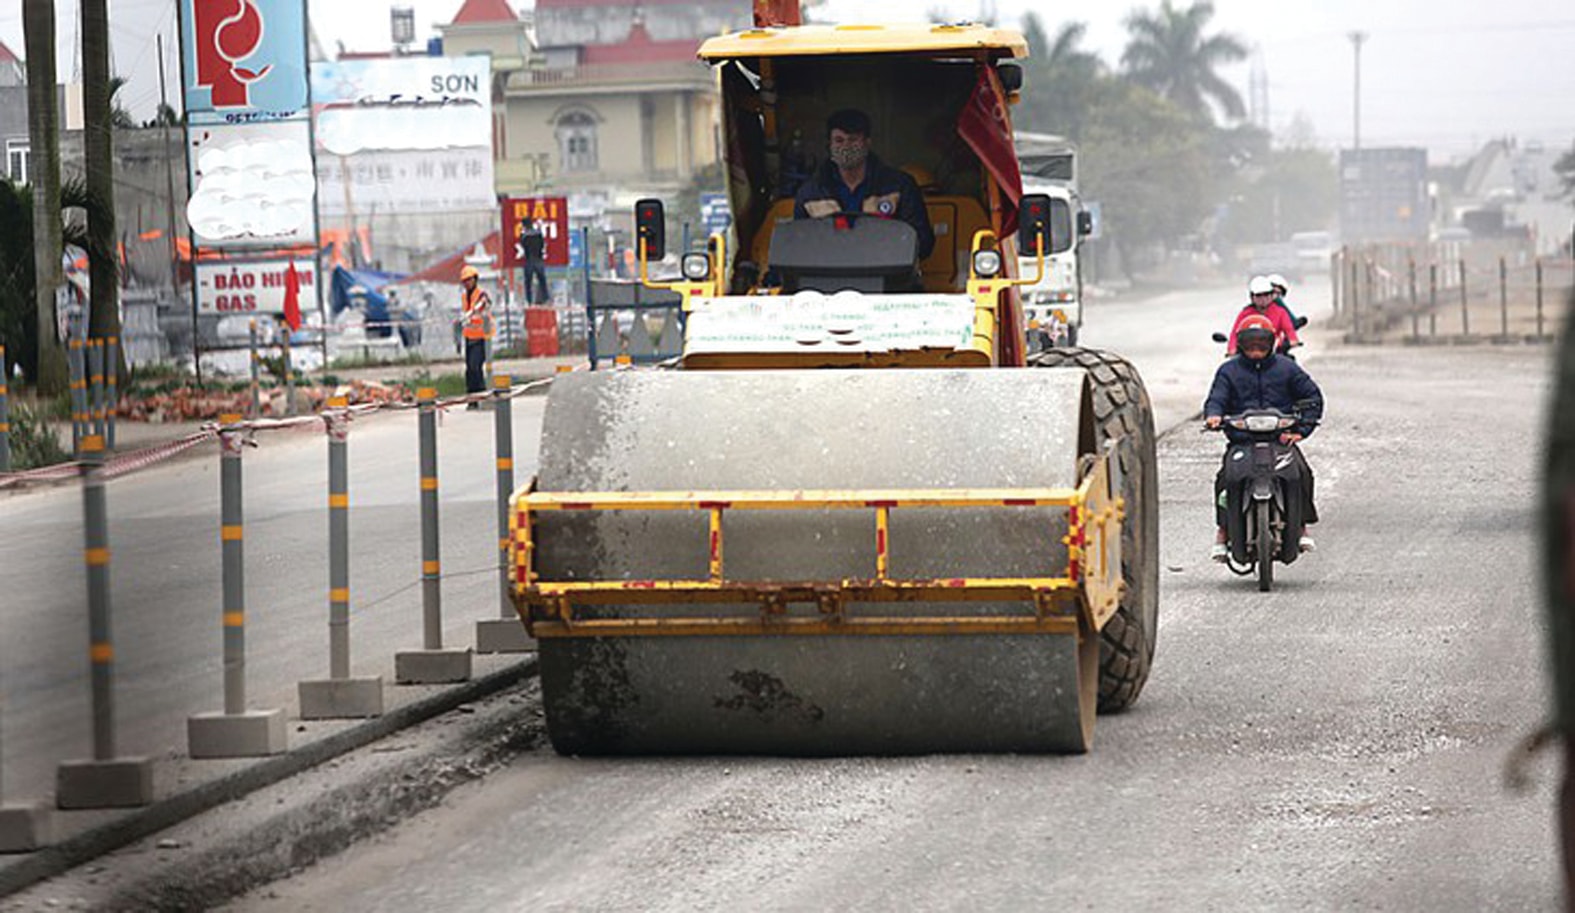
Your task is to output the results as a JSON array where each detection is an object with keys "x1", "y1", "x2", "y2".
[{"x1": 766, "y1": 216, "x2": 920, "y2": 294}]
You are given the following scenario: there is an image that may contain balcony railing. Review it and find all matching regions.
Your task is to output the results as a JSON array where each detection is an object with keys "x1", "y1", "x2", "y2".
[{"x1": 506, "y1": 60, "x2": 712, "y2": 91}]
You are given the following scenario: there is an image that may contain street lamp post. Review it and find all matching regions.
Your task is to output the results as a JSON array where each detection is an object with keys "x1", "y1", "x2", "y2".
[{"x1": 1349, "y1": 31, "x2": 1367, "y2": 150}]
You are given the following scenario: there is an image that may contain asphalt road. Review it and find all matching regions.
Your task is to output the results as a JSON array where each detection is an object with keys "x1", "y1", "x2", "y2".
[
  {"x1": 4, "y1": 280, "x2": 1561, "y2": 909},
  {"x1": 215, "y1": 287, "x2": 1558, "y2": 911}
]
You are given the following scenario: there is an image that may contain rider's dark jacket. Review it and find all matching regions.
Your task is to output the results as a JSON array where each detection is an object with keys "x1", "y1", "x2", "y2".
[
  {"x1": 1205, "y1": 352, "x2": 1324, "y2": 444},
  {"x1": 793, "y1": 154, "x2": 935, "y2": 260}
]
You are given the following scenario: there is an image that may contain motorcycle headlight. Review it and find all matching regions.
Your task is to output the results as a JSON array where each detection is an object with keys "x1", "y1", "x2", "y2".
[
  {"x1": 972, "y1": 249, "x2": 1002, "y2": 278},
  {"x1": 1243, "y1": 414, "x2": 1282, "y2": 433},
  {"x1": 680, "y1": 252, "x2": 711, "y2": 281}
]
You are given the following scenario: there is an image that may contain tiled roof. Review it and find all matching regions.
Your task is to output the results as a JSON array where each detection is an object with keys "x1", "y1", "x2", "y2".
[{"x1": 450, "y1": 0, "x2": 518, "y2": 24}]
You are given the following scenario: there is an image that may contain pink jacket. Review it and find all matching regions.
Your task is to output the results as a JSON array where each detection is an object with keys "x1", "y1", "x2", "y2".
[{"x1": 1226, "y1": 302, "x2": 1301, "y2": 354}]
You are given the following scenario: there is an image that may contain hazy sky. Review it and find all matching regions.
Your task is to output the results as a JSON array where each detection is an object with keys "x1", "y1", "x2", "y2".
[{"x1": 2, "y1": 0, "x2": 1570, "y2": 161}]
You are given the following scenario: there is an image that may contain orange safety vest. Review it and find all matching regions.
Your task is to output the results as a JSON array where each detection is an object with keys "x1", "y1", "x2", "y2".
[{"x1": 461, "y1": 285, "x2": 492, "y2": 340}]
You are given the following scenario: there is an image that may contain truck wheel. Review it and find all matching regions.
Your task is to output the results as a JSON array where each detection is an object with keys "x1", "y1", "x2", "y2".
[{"x1": 1030, "y1": 346, "x2": 1159, "y2": 712}]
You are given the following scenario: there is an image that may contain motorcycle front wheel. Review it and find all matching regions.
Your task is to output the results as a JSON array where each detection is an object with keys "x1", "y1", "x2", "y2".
[{"x1": 1255, "y1": 500, "x2": 1274, "y2": 592}]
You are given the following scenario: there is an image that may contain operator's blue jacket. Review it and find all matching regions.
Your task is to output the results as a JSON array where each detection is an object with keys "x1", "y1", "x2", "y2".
[
  {"x1": 1204, "y1": 352, "x2": 1325, "y2": 444},
  {"x1": 793, "y1": 154, "x2": 935, "y2": 260}
]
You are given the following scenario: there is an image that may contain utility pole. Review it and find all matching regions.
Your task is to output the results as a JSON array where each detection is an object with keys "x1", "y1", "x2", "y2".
[
  {"x1": 1349, "y1": 31, "x2": 1367, "y2": 150},
  {"x1": 23, "y1": 0, "x2": 67, "y2": 393},
  {"x1": 156, "y1": 33, "x2": 180, "y2": 292}
]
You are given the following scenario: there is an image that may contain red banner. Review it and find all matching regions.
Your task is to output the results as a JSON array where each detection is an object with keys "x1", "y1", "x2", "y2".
[
  {"x1": 501, "y1": 196, "x2": 570, "y2": 268},
  {"x1": 957, "y1": 67, "x2": 1023, "y2": 235}
]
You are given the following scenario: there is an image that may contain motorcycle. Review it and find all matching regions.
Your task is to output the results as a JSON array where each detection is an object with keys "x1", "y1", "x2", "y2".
[{"x1": 1205, "y1": 408, "x2": 1315, "y2": 592}]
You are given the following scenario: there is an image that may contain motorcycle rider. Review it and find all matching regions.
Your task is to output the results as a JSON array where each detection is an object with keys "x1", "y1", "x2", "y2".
[
  {"x1": 1206, "y1": 313, "x2": 1324, "y2": 561},
  {"x1": 1227, "y1": 275, "x2": 1302, "y2": 355},
  {"x1": 1266, "y1": 272, "x2": 1302, "y2": 326}
]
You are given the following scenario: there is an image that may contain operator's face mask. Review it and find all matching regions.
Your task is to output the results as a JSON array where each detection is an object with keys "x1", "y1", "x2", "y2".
[{"x1": 829, "y1": 131, "x2": 870, "y2": 170}]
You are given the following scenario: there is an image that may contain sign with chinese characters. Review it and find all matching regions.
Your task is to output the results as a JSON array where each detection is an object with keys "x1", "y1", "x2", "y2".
[
  {"x1": 195, "y1": 259, "x2": 317, "y2": 314},
  {"x1": 179, "y1": 0, "x2": 310, "y2": 124},
  {"x1": 311, "y1": 56, "x2": 494, "y2": 215},
  {"x1": 501, "y1": 197, "x2": 570, "y2": 268}
]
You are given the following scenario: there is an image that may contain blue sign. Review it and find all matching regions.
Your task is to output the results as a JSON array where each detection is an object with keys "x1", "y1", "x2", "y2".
[
  {"x1": 568, "y1": 229, "x2": 586, "y2": 269},
  {"x1": 700, "y1": 192, "x2": 732, "y2": 235},
  {"x1": 179, "y1": 0, "x2": 310, "y2": 124}
]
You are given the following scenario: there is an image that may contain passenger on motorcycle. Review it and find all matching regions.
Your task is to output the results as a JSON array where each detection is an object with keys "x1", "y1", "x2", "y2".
[
  {"x1": 1227, "y1": 275, "x2": 1301, "y2": 355},
  {"x1": 1266, "y1": 273, "x2": 1302, "y2": 326},
  {"x1": 1206, "y1": 313, "x2": 1325, "y2": 561}
]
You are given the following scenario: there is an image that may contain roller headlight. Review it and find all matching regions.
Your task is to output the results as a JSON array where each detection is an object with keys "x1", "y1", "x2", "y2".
[
  {"x1": 972, "y1": 249, "x2": 1002, "y2": 278},
  {"x1": 680, "y1": 252, "x2": 711, "y2": 281}
]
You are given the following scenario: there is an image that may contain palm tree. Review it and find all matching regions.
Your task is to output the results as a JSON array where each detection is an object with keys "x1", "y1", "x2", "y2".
[
  {"x1": 108, "y1": 76, "x2": 139, "y2": 129},
  {"x1": 1120, "y1": 0, "x2": 1247, "y2": 123},
  {"x1": 22, "y1": 0, "x2": 65, "y2": 393},
  {"x1": 81, "y1": 0, "x2": 121, "y2": 345},
  {"x1": 1018, "y1": 14, "x2": 1104, "y2": 138}
]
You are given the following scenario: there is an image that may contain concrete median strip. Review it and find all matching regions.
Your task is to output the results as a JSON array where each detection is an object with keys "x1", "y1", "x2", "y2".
[{"x1": 0, "y1": 657, "x2": 538, "y2": 901}]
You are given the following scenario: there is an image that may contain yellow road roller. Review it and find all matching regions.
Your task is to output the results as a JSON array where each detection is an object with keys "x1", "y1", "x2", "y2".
[{"x1": 509, "y1": 16, "x2": 1158, "y2": 755}]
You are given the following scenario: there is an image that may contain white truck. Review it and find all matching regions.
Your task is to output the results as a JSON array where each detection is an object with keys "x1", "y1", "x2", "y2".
[{"x1": 1014, "y1": 133, "x2": 1091, "y2": 349}]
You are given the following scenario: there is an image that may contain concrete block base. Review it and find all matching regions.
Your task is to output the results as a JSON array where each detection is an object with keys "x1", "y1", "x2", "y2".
[
  {"x1": 475, "y1": 618, "x2": 535, "y2": 654},
  {"x1": 298, "y1": 676, "x2": 385, "y2": 719},
  {"x1": 187, "y1": 708, "x2": 288, "y2": 759},
  {"x1": 56, "y1": 757, "x2": 155, "y2": 809},
  {"x1": 0, "y1": 802, "x2": 53, "y2": 852},
  {"x1": 395, "y1": 648, "x2": 473, "y2": 684}
]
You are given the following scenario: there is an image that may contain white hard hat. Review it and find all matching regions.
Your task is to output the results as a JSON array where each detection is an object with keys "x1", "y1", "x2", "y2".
[
  {"x1": 1248, "y1": 275, "x2": 1274, "y2": 295},
  {"x1": 1266, "y1": 273, "x2": 1289, "y2": 292}
]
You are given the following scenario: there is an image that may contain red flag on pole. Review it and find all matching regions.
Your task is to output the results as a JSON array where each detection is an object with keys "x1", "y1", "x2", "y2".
[
  {"x1": 282, "y1": 259, "x2": 302, "y2": 331},
  {"x1": 957, "y1": 66, "x2": 1023, "y2": 236},
  {"x1": 753, "y1": 0, "x2": 801, "y2": 27}
]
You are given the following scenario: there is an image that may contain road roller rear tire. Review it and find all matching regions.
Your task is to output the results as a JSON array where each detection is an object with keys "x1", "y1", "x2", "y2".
[{"x1": 1031, "y1": 347, "x2": 1159, "y2": 713}]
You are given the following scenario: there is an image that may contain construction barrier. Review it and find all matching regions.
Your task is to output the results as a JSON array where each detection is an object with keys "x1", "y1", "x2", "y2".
[{"x1": 525, "y1": 307, "x2": 560, "y2": 357}]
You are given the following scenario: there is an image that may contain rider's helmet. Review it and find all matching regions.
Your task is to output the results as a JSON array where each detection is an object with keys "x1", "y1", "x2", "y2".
[
  {"x1": 1266, "y1": 273, "x2": 1289, "y2": 297},
  {"x1": 460, "y1": 265, "x2": 480, "y2": 282},
  {"x1": 1247, "y1": 275, "x2": 1275, "y2": 310},
  {"x1": 1237, "y1": 313, "x2": 1276, "y2": 359}
]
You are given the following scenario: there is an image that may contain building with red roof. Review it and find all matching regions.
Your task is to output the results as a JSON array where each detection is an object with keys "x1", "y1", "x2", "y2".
[{"x1": 440, "y1": 0, "x2": 751, "y2": 206}]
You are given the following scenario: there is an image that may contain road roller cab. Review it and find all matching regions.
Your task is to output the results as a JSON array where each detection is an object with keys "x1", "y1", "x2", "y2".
[{"x1": 508, "y1": 19, "x2": 1160, "y2": 756}]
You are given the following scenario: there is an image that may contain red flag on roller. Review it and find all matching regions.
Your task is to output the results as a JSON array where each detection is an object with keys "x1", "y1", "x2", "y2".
[
  {"x1": 753, "y1": 0, "x2": 801, "y2": 27},
  {"x1": 957, "y1": 66, "x2": 1023, "y2": 236},
  {"x1": 282, "y1": 259, "x2": 302, "y2": 331}
]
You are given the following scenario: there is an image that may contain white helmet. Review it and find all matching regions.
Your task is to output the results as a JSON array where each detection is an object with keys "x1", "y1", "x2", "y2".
[
  {"x1": 1266, "y1": 273, "x2": 1289, "y2": 293},
  {"x1": 1248, "y1": 275, "x2": 1274, "y2": 295}
]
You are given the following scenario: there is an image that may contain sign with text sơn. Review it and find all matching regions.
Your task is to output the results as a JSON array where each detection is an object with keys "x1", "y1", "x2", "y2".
[
  {"x1": 179, "y1": 0, "x2": 310, "y2": 124},
  {"x1": 501, "y1": 197, "x2": 570, "y2": 268},
  {"x1": 195, "y1": 260, "x2": 317, "y2": 315}
]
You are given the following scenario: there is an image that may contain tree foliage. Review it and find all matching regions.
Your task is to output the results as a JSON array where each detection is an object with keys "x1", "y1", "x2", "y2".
[
  {"x1": 1120, "y1": 0, "x2": 1247, "y2": 124},
  {"x1": 1016, "y1": 15, "x2": 1103, "y2": 139},
  {"x1": 0, "y1": 177, "x2": 110, "y2": 383}
]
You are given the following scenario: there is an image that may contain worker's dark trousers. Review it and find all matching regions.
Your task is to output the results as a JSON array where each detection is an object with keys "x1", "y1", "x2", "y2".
[{"x1": 465, "y1": 338, "x2": 487, "y2": 395}]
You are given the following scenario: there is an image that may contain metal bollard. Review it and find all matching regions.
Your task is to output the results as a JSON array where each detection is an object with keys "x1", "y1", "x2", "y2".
[
  {"x1": 68, "y1": 337, "x2": 86, "y2": 456},
  {"x1": 186, "y1": 415, "x2": 286, "y2": 758},
  {"x1": 298, "y1": 398, "x2": 383, "y2": 718},
  {"x1": 1499, "y1": 256, "x2": 1509, "y2": 338},
  {"x1": 106, "y1": 336, "x2": 118, "y2": 451},
  {"x1": 395, "y1": 389, "x2": 471, "y2": 683},
  {"x1": 477, "y1": 374, "x2": 532, "y2": 653},
  {"x1": 283, "y1": 331, "x2": 295, "y2": 417},
  {"x1": 1537, "y1": 258, "x2": 1549, "y2": 340},
  {"x1": 1348, "y1": 257, "x2": 1360, "y2": 337},
  {"x1": 0, "y1": 343, "x2": 9, "y2": 473},
  {"x1": 1408, "y1": 259, "x2": 1418, "y2": 341},
  {"x1": 88, "y1": 339, "x2": 105, "y2": 442},
  {"x1": 249, "y1": 320, "x2": 261, "y2": 419},
  {"x1": 1429, "y1": 263, "x2": 1438, "y2": 337},
  {"x1": 1459, "y1": 260, "x2": 1469, "y2": 336},
  {"x1": 55, "y1": 435, "x2": 153, "y2": 808}
]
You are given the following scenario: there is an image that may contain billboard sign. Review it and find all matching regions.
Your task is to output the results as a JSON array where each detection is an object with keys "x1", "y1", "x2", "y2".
[
  {"x1": 502, "y1": 197, "x2": 570, "y2": 268},
  {"x1": 179, "y1": 0, "x2": 310, "y2": 124},
  {"x1": 186, "y1": 120, "x2": 316, "y2": 249},
  {"x1": 1339, "y1": 147, "x2": 1429, "y2": 244},
  {"x1": 311, "y1": 56, "x2": 494, "y2": 215},
  {"x1": 195, "y1": 259, "x2": 317, "y2": 315}
]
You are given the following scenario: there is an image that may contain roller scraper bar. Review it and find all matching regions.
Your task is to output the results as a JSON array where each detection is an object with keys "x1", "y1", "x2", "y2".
[{"x1": 510, "y1": 452, "x2": 1124, "y2": 637}]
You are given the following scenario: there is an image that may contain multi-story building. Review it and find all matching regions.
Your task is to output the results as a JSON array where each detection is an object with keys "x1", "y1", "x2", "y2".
[{"x1": 440, "y1": 0, "x2": 748, "y2": 224}]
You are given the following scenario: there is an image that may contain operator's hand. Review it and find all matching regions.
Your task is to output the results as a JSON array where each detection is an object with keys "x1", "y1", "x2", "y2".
[
  {"x1": 1205, "y1": 415, "x2": 1222, "y2": 430},
  {"x1": 1280, "y1": 431, "x2": 1303, "y2": 445}
]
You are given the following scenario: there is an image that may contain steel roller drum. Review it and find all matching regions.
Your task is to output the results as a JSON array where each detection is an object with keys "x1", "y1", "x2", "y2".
[{"x1": 532, "y1": 368, "x2": 1099, "y2": 754}]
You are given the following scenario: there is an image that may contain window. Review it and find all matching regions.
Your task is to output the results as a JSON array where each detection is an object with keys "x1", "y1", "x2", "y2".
[
  {"x1": 555, "y1": 110, "x2": 598, "y2": 173},
  {"x1": 6, "y1": 140, "x2": 27, "y2": 185}
]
